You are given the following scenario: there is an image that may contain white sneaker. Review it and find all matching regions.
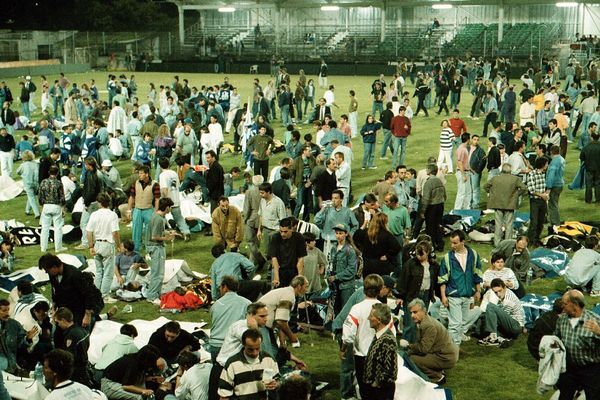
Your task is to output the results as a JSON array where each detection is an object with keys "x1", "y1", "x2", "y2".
[
  {"x1": 104, "y1": 296, "x2": 118, "y2": 304},
  {"x1": 291, "y1": 340, "x2": 301, "y2": 348},
  {"x1": 74, "y1": 244, "x2": 88, "y2": 250},
  {"x1": 146, "y1": 298, "x2": 161, "y2": 306}
]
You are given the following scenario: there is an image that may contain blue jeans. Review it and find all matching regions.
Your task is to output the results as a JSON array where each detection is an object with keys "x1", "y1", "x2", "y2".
[
  {"x1": 362, "y1": 142, "x2": 375, "y2": 168},
  {"x1": 450, "y1": 92, "x2": 460, "y2": 108},
  {"x1": 24, "y1": 186, "x2": 40, "y2": 217},
  {"x1": 0, "y1": 368, "x2": 11, "y2": 400},
  {"x1": 294, "y1": 185, "x2": 312, "y2": 221},
  {"x1": 304, "y1": 97, "x2": 314, "y2": 116},
  {"x1": 470, "y1": 171, "x2": 481, "y2": 209},
  {"x1": 53, "y1": 97, "x2": 64, "y2": 116},
  {"x1": 132, "y1": 207, "x2": 154, "y2": 252},
  {"x1": 171, "y1": 206, "x2": 190, "y2": 235},
  {"x1": 295, "y1": 100, "x2": 303, "y2": 120},
  {"x1": 94, "y1": 241, "x2": 116, "y2": 297},
  {"x1": 371, "y1": 101, "x2": 384, "y2": 117},
  {"x1": 281, "y1": 104, "x2": 291, "y2": 126},
  {"x1": 21, "y1": 102, "x2": 30, "y2": 120},
  {"x1": 380, "y1": 129, "x2": 393, "y2": 158},
  {"x1": 145, "y1": 245, "x2": 165, "y2": 300},
  {"x1": 392, "y1": 136, "x2": 407, "y2": 167}
]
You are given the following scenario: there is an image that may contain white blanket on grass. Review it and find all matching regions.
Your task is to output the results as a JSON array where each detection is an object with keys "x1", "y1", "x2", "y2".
[
  {"x1": 180, "y1": 194, "x2": 246, "y2": 225},
  {"x1": 395, "y1": 354, "x2": 451, "y2": 400},
  {"x1": 0, "y1": 176, "x2": 23, "y2": 201}
]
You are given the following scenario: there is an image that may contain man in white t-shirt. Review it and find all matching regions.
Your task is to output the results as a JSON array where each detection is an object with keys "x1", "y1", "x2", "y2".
[
  {"x1": 158, "y1": 157, "x2": 191, "y2": 241},
  {"x1": 86, "y1": 192, "x2": 121, "y2": 303},
  {"x1": 43, "y1": 349, "x2": 96, "y2": 400}
]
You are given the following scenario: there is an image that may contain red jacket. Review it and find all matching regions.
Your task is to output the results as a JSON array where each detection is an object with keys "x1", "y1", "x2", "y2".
[{"x1": 391, "y1": 115, "x2": 411, "y2": 138}]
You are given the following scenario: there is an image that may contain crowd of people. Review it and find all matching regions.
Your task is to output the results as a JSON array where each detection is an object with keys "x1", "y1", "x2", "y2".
[{"x1": 0, "y1": 53, "x2": 598, "y2": 400}]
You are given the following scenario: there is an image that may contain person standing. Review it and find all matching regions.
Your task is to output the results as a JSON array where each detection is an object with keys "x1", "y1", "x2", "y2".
[
  {"x1": 292, "y1": 145, "x2": 315, "y2": 221},
  {"x1": 145, "y1": 198, "x2": 177, "y2": 304},
  {"x1": 329, "y1": 223, "x2": 358, "y2": 313},
  {"x1": 580, "y1": 131, "x2": 600, "y2": 203},
  {"x1": 0, "y1": 128, "x2": 15, "y2": 177},
  {"x1": 420, "y1": 164, "x2": 446, "y2": 252},
  {"x1": 212, "y1": 196, "x2": 244, "y2": 252},
  {"x1": 257, "y1": 182, "x2": 287, "y2": 267},
  {"x1": 438, "y1": 230, "x2": 483, "y2": 346},
  {"x1": 390, "y1": 106, "x2": 411, "y2": 167},
  {"x1": 482, "y1": 91, "x2": 498, "y2": 137},
  {"x1": 38, "y1": 166, "x2": 67, "y2": 253},
  {"x1": 360, "y1": 114, "x2": 381, "y2": 170},
  {"x1": 379, "y1": 102, "x2": 395, "y2": 160},
  {"x1": 204, "y1": 150, "x2": 225, "y2": 214},
  {"x1": 454, "y1": 132, "x2": 472, "y2": 210},
  {"x1": 364, "y1": 303, "x2": 398, "y2": 400},
  {"x1": 268, "y1": 217, "x2": 307, "y2": 287},
  {"x1": 247, "y1": 125, "x2": 274, "y2": 181},
  {"x1": 554, "y1": 290, "x2": 600, "y2": 400},
  {"x1": 75, "y1": 157, "x2": 103, "y2": 251},
  {"x1": 526, "y1": 157, "x2": 550, "y2": 246},
  {"x1": 318, "y1": 59, "x2": 328, "y2": 89},
  {"x1": 468, "y1": 134, "x2": 486, "y2": 209},
  {"x1": 86, "y1": 192, "x2": 121, "y2": 304},
  {"x1": 437, "y1": 120, "x2": 454, "y2": 174},
  {"x1": 546, "y1": 145, "x2": 565, "y2": 234},
  {"x1": 128, "y1": 165, "x2": 160, "y2": 252},
  {"x1": 16, "y1": 150, "x2": 40, "y2": 219},
  {"x1": 158, "y1": 157, "x2": 191, "y2": 242},
  {"x1": 18, "y1": 81, "x2": 30, "y2": 120},
  {"x1": 242, "y1": 175, "x2": 264, "y2": 265},
  {"x1": 483, "y1": 163, "x2": 528, "y2": 246}
]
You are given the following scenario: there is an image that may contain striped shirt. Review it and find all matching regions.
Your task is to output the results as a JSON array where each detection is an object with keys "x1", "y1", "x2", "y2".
[
  {"x1": 527, "y1": 169, "x2": 546, "y2": 197},
  {"x1": 439, "y1": 128, "x2": 454, "y2": 150},
  {"x1": 483, "y1": 268, "x2": 519, "y2": 290},
  {"x1": 218, "y1": 350, "x2": 279, "y2": 400},
  {"x1": 498, "y1": 288, "x2": 525, "y2": 327}
]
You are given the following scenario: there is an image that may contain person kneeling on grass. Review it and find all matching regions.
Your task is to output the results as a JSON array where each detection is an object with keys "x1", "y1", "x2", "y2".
[{"x1": 477, "y1": 278, "x2": 525, "y2": 347}]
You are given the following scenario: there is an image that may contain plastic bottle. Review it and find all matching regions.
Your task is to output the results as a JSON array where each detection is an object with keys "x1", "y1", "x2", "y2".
[
  {"x1": 34, "y1": 362, "x2": 44, "y2": 383},
  {"x1": 526, "y1": 269, "x2": 533, "y2": 286}
]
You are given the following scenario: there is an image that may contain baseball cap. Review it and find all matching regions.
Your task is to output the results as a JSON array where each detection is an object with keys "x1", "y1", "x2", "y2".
[
  {"x1": 382, "y1": 275, "x2": 396, "y2": 289},
  {"x1": 101, "y1": 160, "x2": 112, "y2": 167},
  {"x1": 332, "y1": 223, "x2": 349, "y2": 232}
]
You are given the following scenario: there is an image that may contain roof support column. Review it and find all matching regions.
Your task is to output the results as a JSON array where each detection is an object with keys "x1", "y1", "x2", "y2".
[
  {"x1": 178, "y1": 3, "x2": 185, "y2": 45},
  {"x1": 498, "y1": 2, "x2": 504, "y2": 43},
  {"x1": 380, "y1": 5, "x2": 386, "y2": 43}
]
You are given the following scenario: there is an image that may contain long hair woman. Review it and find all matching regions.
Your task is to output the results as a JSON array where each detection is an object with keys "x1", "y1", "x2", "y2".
[{"x1": 353, "y1": 212, "x2": 401, "y2": 277}]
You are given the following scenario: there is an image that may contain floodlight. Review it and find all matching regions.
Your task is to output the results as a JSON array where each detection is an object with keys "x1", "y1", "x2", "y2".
[
  {"x1": 321, "y1": 5, "x2": 340, "y2": 11},
  {"x1": 218, "y1": 7, "x2": 236, "y2": 12},
  {"x1": 556, "y1": 2, "x2": 578, "y2": 7},
  {"x1": 432, "y1": 4, "x2": 453, "y2": 9}
]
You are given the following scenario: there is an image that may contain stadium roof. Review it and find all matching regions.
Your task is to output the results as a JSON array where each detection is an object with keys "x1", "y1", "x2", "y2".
[{"x1": 167, "y1": 0, "x2": 589, "y2": 9}]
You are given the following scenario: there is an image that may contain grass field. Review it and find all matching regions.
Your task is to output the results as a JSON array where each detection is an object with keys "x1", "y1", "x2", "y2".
[{"x1": 1, "y1": 69, "x2": 598, "y2": 400}]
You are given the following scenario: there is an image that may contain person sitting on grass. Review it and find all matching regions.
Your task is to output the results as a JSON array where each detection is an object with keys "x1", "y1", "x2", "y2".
[
  {"x1": 563, "y1": 236, "x2": 600, "y2": 297},
  {"x1": 477, "y1": 278, "x2": 525, "y2": 348},
  {"x1": 482, "y1": 253, "x2": 523, "y2": 298}
]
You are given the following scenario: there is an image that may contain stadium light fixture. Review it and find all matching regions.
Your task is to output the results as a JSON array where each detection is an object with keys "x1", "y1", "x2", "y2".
[
  {"x1": 432, "y1": 4, "x2": 453, "y2": 10},
  {"x1": 556, "y1": 2, "x2": 578, "y2": 7},
  {"x1": 218, "y1": 6, "x2": 236, "y2": 12},
  {"x1": 321, "y1": 5, "x2": 340, "y2": 11}
]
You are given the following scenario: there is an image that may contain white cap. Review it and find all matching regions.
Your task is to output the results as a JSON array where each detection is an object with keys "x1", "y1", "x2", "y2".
[
  {"x1": 25, "y1": 76, "x2": 31, "y2": 80},
  {"x1": 101, "y1": 160, "x2": 112, "y2": 167}
]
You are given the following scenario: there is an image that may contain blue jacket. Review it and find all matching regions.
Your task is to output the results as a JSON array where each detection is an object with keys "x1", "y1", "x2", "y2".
[
  {"x1": 438, "y1": 246, "x2": 483, "y2": 298},
  {"x1": 360, "y1": 122, "x2": 382, "y2": 144},
  {"x1": 546, "y1": 155, "x2": 565, "y2": 189},
  {"x1": 330, "y1": 242, "x2": 357, "y2": 290}
]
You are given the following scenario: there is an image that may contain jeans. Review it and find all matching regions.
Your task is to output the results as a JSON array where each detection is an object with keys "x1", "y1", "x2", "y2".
[
  {"x1": 494, "y1": 209, "x2": 515, "y2": 247},
  {"x1": 450, "y1": 92, "x2": 460, "y2": 109},
  {"x1": 548, "y1": 187, "x2": 562, "y2": 226},
  {"x1": 469, "y1": 172, "x2": 481, "y2": 209},
  {"x1": 487, "y1": 168, "x2": 500, "y2": 181},
  {"x1": 171, "y1": 206, "x2": 190, "y2": 234},
  {"x1": 295, "y1": 100, "x2": 303, "y2": 120},
  {"x1": 527, "y1": 198, "x2": 547, "y2": 245},
  {"x1": 24, "y1": 186, "x2": 40, "y2": 217},
  {"x1": 340, "y1": 343, "x2": 356, "y2": 399},
  {"x1": 371, "y1": 101, "x2": 384, "y2": 117},
  {"x1": 447, "y1": 296, "x2": 472, "y2": 345},
  {"x1": 293, "y1": 185, "x2": 312, "y2": 222},
  {"x1": 132, "y1": 207, "x2": 154, "y2": 252},
  {"x1": 392, "y1": 137, "x2": 407, "y2": 167},
  {"x1": 454, "y1": 171, "x2": 472, "y2": 210},
  {"x1": 145, "y1": 245, "x2": 165, "y2": 300},
  {"x1": 362, "y1": 142, "x2": 375, "y2": 168},
  {"x1": 482, "y1": 112, "x2": 497, "y2": 136},
  {"x1": 53, "y1": 96, "x2": 64, "y2": 117},
  {"x1": 94, "y1": 241, "x2": 116, "y2": 297},
  {"x1": 380, "y1": 129, "x2": 393, "y2": 158},
  {"x1": 483, "y1": 303, "x2": 522, "y2": 338},
  {"x1": 303, "y1": 97, "x2": 314, "y2": 116},
  {"x1": 280, "y1": 104, "x2": 291, "y2": 126},
  {"x1": 0, "y1": 371, "x2": 10, "y2": 400},
  {"x1": 21, "y1": 102, "x2": 30, "y2": 120},
  {"x1": 470, "y1": 97, "x2": 482, "y2": 117},
  {"x1": 40, "y1": 204, "x2": 64, "y2": 252},
  {"x1": 585, "y1": 170, "x2": 600, "y2": 203}
]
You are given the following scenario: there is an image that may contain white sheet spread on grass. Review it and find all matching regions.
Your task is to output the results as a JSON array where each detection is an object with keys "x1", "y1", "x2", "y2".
[
  {"x1": 395, "y1": 354, "x2": 451, "y2": 400},
  {"x1": 0, "y1": 176, "x2": 23, "y2": 201},
  {"x1": 88, "y1": 317, "x2": 209, "y2": 365}
]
